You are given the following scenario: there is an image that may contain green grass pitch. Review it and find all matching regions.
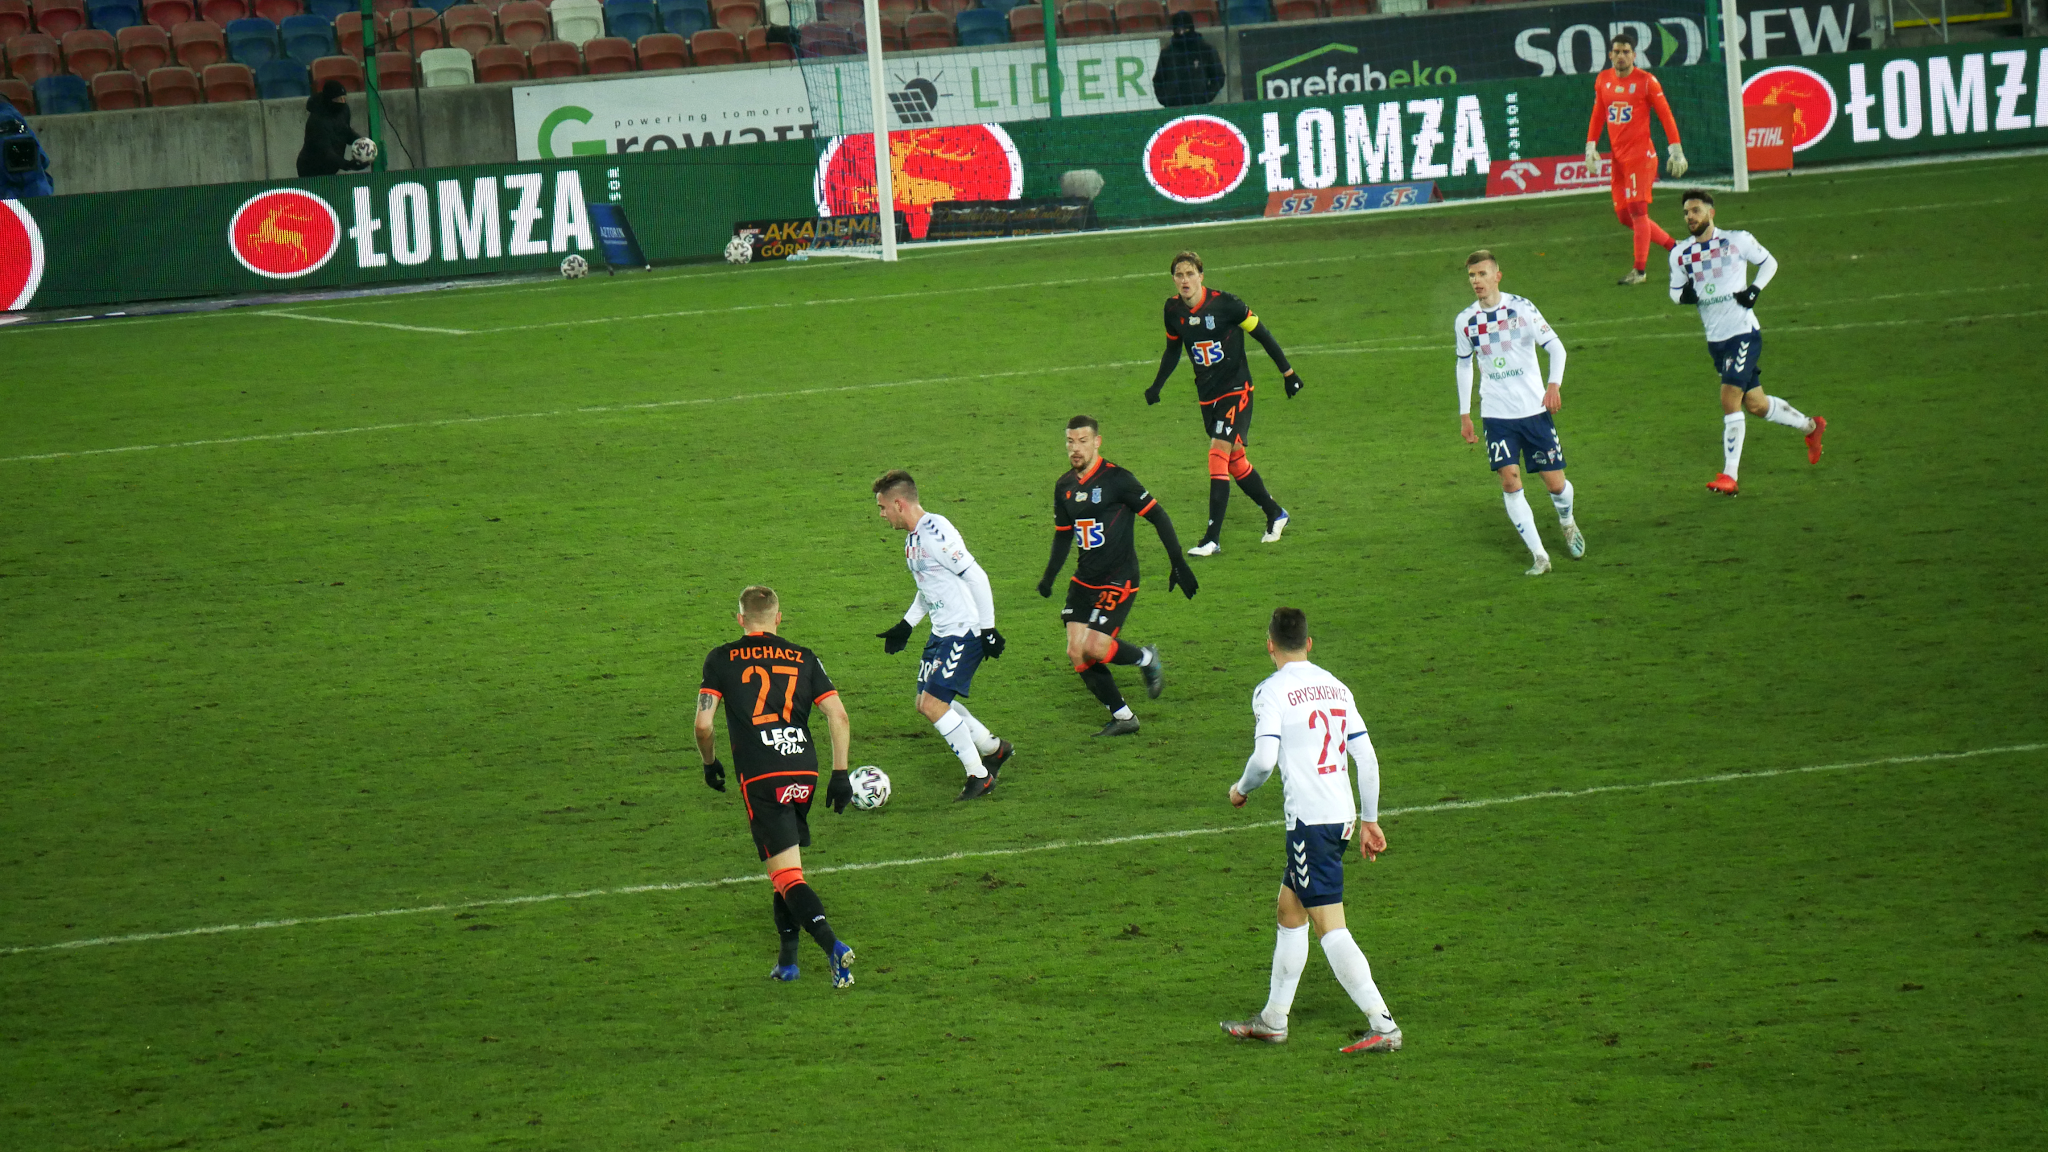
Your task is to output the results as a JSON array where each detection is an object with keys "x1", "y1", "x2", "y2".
[{"x1": 4, "y1": 155, "x2": 2047, "y2": 1150}]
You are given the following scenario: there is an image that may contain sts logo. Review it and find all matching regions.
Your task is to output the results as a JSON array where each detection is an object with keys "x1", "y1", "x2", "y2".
[
  {"x1": 1075, "y1": 518, "x2": 1105, "y2": 548},
  {"x1": 1191, "y1": 339, "x2": 1225, "y2": 366}
]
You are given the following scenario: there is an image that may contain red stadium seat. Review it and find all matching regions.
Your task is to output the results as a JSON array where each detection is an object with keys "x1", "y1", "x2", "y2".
[
  {"x1": 472, "y1": 40, "x2": 525, "y2": 78},
  {"x1": 308, "y1": 50, "x2": 361, "y2": 88},
  {"x1": 901, "y1": 10, "x2": 948, "y2": 48},
  {"x1": 0, "y1": 74, "x2": 32, "y2": 110},
  {"x1": 197, "y1": 0, "x2": 244, "y2": 22},
  {"x1": 88, "y1": 67, "x2": 144, "y2": 106},
  {"x1": 712, "y1": 0, "x2": 755, "y2": 32},
  {"x1": 1272, "y1": 0, "x2": 1319, "y2": 19},
  {"x1": 633, "y1": 28, "x2": 682, "y2": 67},
  {"x1": 30, "y1": 0, "x2": 85, "y2": 36},
  {"x1": 389, "y1": 7, "x2": 442, "y2": 52},
  {"x1": 169, "y1": 18, "x2": 223, "y2": 67},
  {"x1": 332, "y1": 11, "x2": 386, "y2": 59},
  {"x1": 60, "y1": 27, "x2": 115, "y2": 77},
  {"x1": 526, "y1": 36, "x2": 578, "y2": 74},
  {"x1": 818, "y1": 0, "x2": 855, "y2": 23},
  {"x1": 1114, "y1": 0, "x2": 1164, "y2": 29},
  {"x1": 250, "y1": 0, "x2": 297, "y2": 20},
  {"x1": 441, "y1": 4, "x2": 494, "y2": 52},
  {"x1": 202, "y1": 59, "x2": 252, "y2": 97},
  {"x1": 145, "y1": 62, "x2": 201, "y2": 101},
  {"x1": 1060, "y1": 0, "x2": 1110, "y2": 36},
  {"x1": 1006, "y1": 3, "x2": 1038, "y2": 39},
  {"x1": 371, "y1": 0, "x2": 407, "y2": 16},
  {"x1": 145, "y1": 0, "x2": 194, "y2": 29},
  {"x1": 495, "y1": 0, "x2": 547, "y2": 49},
  {"x1": 0, "y1": 0, "x2": 28, "y2": 41},
  {"x1": 749, "y1": 35, "x2": 790, "y2": 59},
  {"x1": 687, "y1": 25, "x2": 735, "y2": 63},
  {"x1": 581, "y1": 32, "x2": 630, "y2": 70},
  {"x1": 925, "y1": 0, "x2": 967, "y2": 13},
  {"x1": 1325, "y1": 0, "x2": 1373, "y2": 13},
  {"x1": 1166, "y1": 0, "x2": 1216, "y2": 24},
  {"x1": 116, "y1": 24, "x2": 169, "y2": 72},
  {"x1": 795, "y1": 20, "x2": 845, "y2": 54},
  {"x1": 874, "y1": 0, "x2": 911, "y2": 16},
  {"x1": 372, "y1": 47, "x2": 414, "y2": 84},
  {"x1": 4, "y1": 32, "x2": 60, "y2": 82}
]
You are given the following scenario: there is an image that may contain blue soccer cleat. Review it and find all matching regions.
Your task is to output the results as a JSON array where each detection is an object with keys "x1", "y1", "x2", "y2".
[
  {"x1": 769, "y1": 963, "x2": 800, "y2": 982},
  {"x1": 829, "y1": 940, "x2": 856, "y2": 988}
]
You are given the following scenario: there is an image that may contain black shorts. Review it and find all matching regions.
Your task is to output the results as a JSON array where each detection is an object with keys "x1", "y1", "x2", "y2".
[
  {"x1": 1198, "y1": 387, "x2": 1253, "y2": 445},
  {"x1": 1061, "y1": 579, "x2": 1137, "y2": 636},
  {"x1": 742, "y1": 771, "x2": 816, "y2": 861}
]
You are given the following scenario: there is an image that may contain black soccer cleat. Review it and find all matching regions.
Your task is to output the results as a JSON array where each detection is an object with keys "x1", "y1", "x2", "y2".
[
  {"x1": 955, "y1": 763, "x2": 999, "y2": 801},
  {"x1": 1138, "y1": 647, "x2": 1164, "y2": 699},
  {"x1": 980, "y1": 739, "x2": 1014, "y2": 774},
  {"x1": 1093, "y1": 717, "x2": 1141, "y2": 738}
]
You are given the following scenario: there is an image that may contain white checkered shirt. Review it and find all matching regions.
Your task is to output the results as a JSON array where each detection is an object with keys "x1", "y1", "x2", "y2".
[
  {"x1": 1670, "y1": 228, "x2": 1775, "y2": 343},
  {"x1": 1454, "y1": 293, "x2": 1565, "y2": 419}
]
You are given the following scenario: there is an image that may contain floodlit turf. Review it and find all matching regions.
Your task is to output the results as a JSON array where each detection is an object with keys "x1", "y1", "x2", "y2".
[{"x1": 4, "y1": 156, "x2": 2047, "y2": 1150}]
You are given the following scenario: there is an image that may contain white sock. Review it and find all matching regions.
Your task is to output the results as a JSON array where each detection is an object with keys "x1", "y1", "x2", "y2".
[
  {"x1": 1134, "y1": 647, "x2": 1154, "y2": 668},
  {"x1": 933, "y1": 710, "x2": 985, "y2": 778},
  {"x1": 1260, "y1": 923, "x2": 1310, "y2": 1030},
  {"x1": 1502, "y1": 489, "x2": 1548, "y2": 561},
  {"x1": 1722, "y1": 411, "x2": 1747, "y2": 479},
  {"x1": 1111, "y1": 704, "x2": 1135, "y2": 721},
  {"x1": 1319, "y1": 928, "x2": 1395, "y2": 1029},
  {"x1": 948, "y1": 701, "x2": 999, "y2": 756},
  {"x1": 1549, "y1": 480, "x2": 1575, "y2": 525},
  {"x1": 1763, "y1": 395, "x2": 1814, "y2": 433}
]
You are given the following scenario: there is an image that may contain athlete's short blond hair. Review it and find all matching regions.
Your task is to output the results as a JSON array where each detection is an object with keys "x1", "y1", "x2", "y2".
[{"x1": 738, "y1": 585, "x2": 778, "y2": 626}]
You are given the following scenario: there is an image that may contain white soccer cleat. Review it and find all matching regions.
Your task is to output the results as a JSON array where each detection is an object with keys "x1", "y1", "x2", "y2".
[
  {"x1": 1562, "y1": 521, "x2": 1585, "y2": 559},
  {"x1": 1525, "y1": 555, "x2": 1552, "y2": 576},
  {"x1": 1186, "y1": 541, "x2": 1221, "y2": 557},
  {"x1": 1339, "y1": 1025, "x2": 1402, "y2": 1053},
  {"x1": 1617, "y1": 269, "x2": 1648, "y2": 286},
  {"x1": 1220, "y1": 1013, "x2": 1288, "y2": 1043},
  {"x1": 1261, "y1": 509, "x2": 1290, "y2": 543}
]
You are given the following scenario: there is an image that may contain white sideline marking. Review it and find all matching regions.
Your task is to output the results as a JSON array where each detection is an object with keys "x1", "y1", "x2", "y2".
[
  {"x1": 263, "y1": 310, "x2": 475, "y2": 335},
  {"x1": 4, "y1": 743, "x2": 2038, "y2": 959}
]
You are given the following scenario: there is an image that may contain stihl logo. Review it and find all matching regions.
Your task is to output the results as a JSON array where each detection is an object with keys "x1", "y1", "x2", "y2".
[
  {"x1": 1747, "y1": 126, "x2": 1786, "y2": 147},
  {"x1": 776, "y1": 782, "x2": 813, "y2": 804}
]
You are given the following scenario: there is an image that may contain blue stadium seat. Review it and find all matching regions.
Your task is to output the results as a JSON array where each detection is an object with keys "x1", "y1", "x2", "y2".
[
  {"x1": 86, "y1": 0, "x2": 143, "y2": 31},
  {"x1": 279, "y1": 12, "x2": 331, "y2": 64},
  {"x1": 1223, "y1": 0, "x2": 1269, "y2": 22},
  {"x1": 224, "y1": 16, "x2": 279, "y2": 65},
  {"x1": 977, "y1": 0, "x2": 1027, "y2": 12},
  {"x1": 656, "y1": 0, "x2": 708, "y2": 35},
  {"x1": 415, "y1": 0, "x2": 460, "y2": 12},
  {"x1": 954, "y1": 7, "x2": 1005, "y2": 44},
  {"x1": 306, "y1": 0, "x2": 352, "y2": 19},
  {"x1": 603, "y1": 0, "x2": 658, "y2": 41},
  {"x1": 34, "y1": 73, "x2": 92, "y2": 113},
  {"x1": 255, "y1": 56, "x2": 307, "y2": 96}
]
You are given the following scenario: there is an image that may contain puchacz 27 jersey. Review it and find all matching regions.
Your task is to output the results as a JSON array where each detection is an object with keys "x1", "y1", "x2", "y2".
[
  {"x1": 1244, "y1": 660, "x2": 1381, "y2": 830},
  {"x1": 699, "y1": 632, "x2": 838, "y2": 780},
  {"x1": 1454, "y1": 293, "x2": 1566, "y2": 420},
  {"x1": 901, "y1": 512, "x2": 992, "y2": 638},
  {"x1": 1053, "y1": 457, "x2": 1157, "y2": 590},
  {"x1": 1163, "y1": 288, "x2": 1262, "y2": 402},
  {"x1": 1670, "y1": 228, "x2": 1777, "y2": 344}
]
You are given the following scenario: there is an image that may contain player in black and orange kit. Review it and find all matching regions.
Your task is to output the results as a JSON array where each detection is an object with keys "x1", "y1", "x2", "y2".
[
  {"x1": 1147, "y1": 249, "x2": 1304, "y2": 555},
  {"x1": 1038, "y1": 415, "x2": 1200, "y2": 738},
  {"x1": 695, "y1": 585, "x2": 858, "y2": 987}
]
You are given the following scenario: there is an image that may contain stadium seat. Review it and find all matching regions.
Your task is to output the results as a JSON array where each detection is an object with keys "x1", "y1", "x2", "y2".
[
  {"x1": 744, "y1": 27, "x2": 790, "y2": 59},
  {"x1": 549, "y1": 0, "x2": 601, "y2": 43},
  {"x1": 30, "y1": 0, "x2": 85, "y2": 36},
  {"x1": 371, "y1": 46, "x2": 411, "y2": 83},
  {"x1": 0, "y1": 0, "x2": 28, "y2": 41},
  {"x1": 1325, "y1": 0, "x2": 1373, "y2": 13},
  {"x1": 370, "y1": 0, "x2": 406, "y2": 16},
  {"x1": 900, "y1": 10, "x2": 946, "y2": 48},
  {"x1": 304, "y1": 0, "x2": 347, "y2": 15},
  {"x1": 331, "y1": 11, "x2": 383, "y2": 58},
  {"x1": 817, "y1": 0, "x2": 853, "y2": 23},
  {"x1": 685, "y1": 25, "x2": 731, "y2": 62},
  {"x1": 307, "y1": 50, "x2": 359, "y2": 87},
  {"x1": 1060, "y1": 1, "x2": 1111, "y2": 36},
  {"x1": 873, "y1": 0, "x2": 909, "y2": 16},
  {"x1": 418, "y1": 43, "x2": 471, "y2": 80},
  {"x1": 924, "y1": 0, "x2": 967, "y2": 14},
  {"x1": 222, "y1": 16, "x2": 275, "y2": 64},
  {"x1": 656, "y1": 0, "x2": 706, "y2": 35},
  {"x1": 1005, "y1": 2, "x2": 1038, "y2": 39},
  {"x1": 600, "y1": 0, "x2": 652, "y2": 40},
  {"x1": 253, "y1": 54, "x2": 304, "y2": 92},
  {"x1": 1222, "y1": 0, "x2": 1267, "y2": 22},
  {"x1": 795, "y1": 19, "x2": 845, "y2": 54},
  {"x1": 493, "y1": 0, "x2": 544, "y2": 45},
  {"x1": 143, "y1": 0, "x2": 191, "y2": 28},
  {"x1": 168, "y1": 18, "x2": 219, "y2": 65},
  {"x1": 632, "y1": 27, "x2": 681, "y2": 66},
  {"x1": 953, "y1": 6, "x2": 1001, "y2": 43},
  {"x1": 202, "y1": 59, "x2": 252, "y2": 96},
  {"x1": 85, "y1": 0, "x2": 143, "y2": 32},
  {"x1": 88, "y1": 66, "x2": 143, "y2": 104},
  {"x1": 978, "y1": 0, "x2": 1026, "y2": 11},
  {"x1": 200, "y1": 0, "x2": 247, "y2": 21},
  {"x1": 527, "y1": 36, "x2": 577, "y2": 73},
  {"x1": 278, "y1": 12, "x2": 328, "y2": 63},
  {"x1": 4, "y1": 32, "x2": 60, "y2": 82},
  {"x1": 32, "y1": 71, "x2": 89, "y2": 111},
  {"x1": 250, "y1": 0, "x2": 296, "y2": 20},
  {"x1": 389, "y1": 8, "x2": 442, "y2": 52},
  {"x1": 115, "y1": 23, "x2": 167, "y2": 71},
  {"x1": 471, "y1": 39, "x2": 522, "y2": 77},
  {"x1": 1164, "y1": 0, "x2": 1213, "y2": 19},
  {"x1": 761, "y1": 0, "x2": 807, "y2": 22},
  {"x1": 60, "y1": 28, "x2": 116, "y2": 77},
  {"x1": 710, "y1": 0, "x2": 754, "y2": 32},
  {"x1": 1272, "y1": 0, "x2": 1317, "y2": 18},
  {"x1": 1114, "y1": 0, "x2": 1164, "y2": 29},
  {"x1": 0, "y1": 75, "x2": 32, "y2": 110},
  {"x1": 144, "y1": 60, "x2": 199, "y2": 100},
  {"x1": 580, "y1": 30, "x2": 627, "y2": 67},
  {"x1": 440, "y1": 4, "x2": 490, "y2": 50}
]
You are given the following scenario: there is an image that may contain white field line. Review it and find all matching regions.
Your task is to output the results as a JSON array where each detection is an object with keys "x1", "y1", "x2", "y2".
[
  {"x1": 4, "y1": 742, "x2": 2039, "y2": 959},
  {"x1": 264, "y1": 310, "x2": 476, "y2": 335}
]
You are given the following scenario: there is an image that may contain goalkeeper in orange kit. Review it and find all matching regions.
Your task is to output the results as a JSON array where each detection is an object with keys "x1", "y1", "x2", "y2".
[{"x1": 1587, "y1": 33, "x2": 1687, "y2": 285}]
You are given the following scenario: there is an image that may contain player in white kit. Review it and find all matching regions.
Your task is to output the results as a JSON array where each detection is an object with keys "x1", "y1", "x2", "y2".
[
  {"x1": 1669, "y1": 189, "x2": 1825, "y2": 496},
  {"x1": 1220, "y1": 608, "x2": 1401, "y2": 1054},
  {"x1": 872, "y1": 469, "x2": 1014, "y2": 801},
  {"x1": 1454, "y1": 249, "x2": 1582, "y2": 575}
]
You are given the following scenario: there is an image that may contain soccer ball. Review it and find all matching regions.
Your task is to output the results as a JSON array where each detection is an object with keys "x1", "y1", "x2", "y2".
[
  {"x1": 344, "y1": 137, "x2": 377, "y2": 165},
  {"x1": 723, "y1": 235, "x2": 753, "y2": 264},
  {"x1": 848, "y1": 766, "x2": 890, "y2": 810},
  {"x1": 559, "y1": 254, "x2": 589, "y2": 279}
]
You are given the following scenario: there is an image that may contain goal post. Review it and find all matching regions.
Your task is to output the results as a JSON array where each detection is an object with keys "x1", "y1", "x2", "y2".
[{"x1": 1720, "y1": 0, "x2": 1751, "y2": 192}]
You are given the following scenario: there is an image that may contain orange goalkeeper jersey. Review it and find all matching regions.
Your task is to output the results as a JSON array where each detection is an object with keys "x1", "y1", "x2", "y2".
[{"x1": 1587, "y1": 68, "x2": 1681, "y2": 160}]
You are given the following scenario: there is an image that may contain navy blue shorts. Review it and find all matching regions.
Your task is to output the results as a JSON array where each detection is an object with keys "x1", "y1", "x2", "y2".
[
  {"x1": 1282, "y1": 821, "x2": 1351, "y2": 908},
  {"x1": 1708, "y1": 330, "x2": 1763, "y2": 390},
  {"x1": 1483, "y1": 412, "x2": 1566, "y2": 474},
  {"x1": 916, "y1": 631, "x2": 983, "y2": 703}
]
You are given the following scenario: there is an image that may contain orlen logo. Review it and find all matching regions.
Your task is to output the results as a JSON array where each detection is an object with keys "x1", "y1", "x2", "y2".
[
  {"x1": 1, "y1": 199, "x2": 46, "y2": 311},
  {"x1": 228, "y1": 188, "x2": 341, "y2": 279},
  {"x1": 1743, "y1": 65, "x2": 1838, "y2": 152},
  {"x1": 816, "y1": 123, "x2": 1022, "y2": 240},
  {"x1": 1143, "y1": 114, "x2": 1250, "y2": 205}
]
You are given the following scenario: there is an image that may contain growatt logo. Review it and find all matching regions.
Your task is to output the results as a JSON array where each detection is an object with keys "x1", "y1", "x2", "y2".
[{"x1": 538, "y1": 106, "x2": 608, "y2": 159}]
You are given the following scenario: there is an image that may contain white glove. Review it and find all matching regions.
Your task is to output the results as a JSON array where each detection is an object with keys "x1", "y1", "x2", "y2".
[
  {"x1": 1667, "y1": 142, "x2": 1688, "y2": 178},
  {"x1": 1585, "y1": 142, "x2": 1600, "y2": 167}
]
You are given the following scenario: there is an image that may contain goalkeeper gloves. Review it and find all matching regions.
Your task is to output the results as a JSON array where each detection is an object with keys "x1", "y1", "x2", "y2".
[
  {"x1": 877, "y1": 619, "x2": 913, "y2": 654},
  {"x1": 1282, "y1": 370, "x2": 1304, "y2": 399},
  {"x1": 827, "y1": 768, "x2": 853, "y2": 814},
  {"x1": 1667, "y1": 142, "x2": 1688, "y2": 178},
  {"x1": 1144, "y1": 384, "x2": 1163, "y2": 406},
  {"x1": 1678, "y1": 281, "x2": 1699, "y2": 305},
  {"x1": 702, "y1": 759, "x2": 726, "y2": 793},
  {"x1": 980, "y1": 627, "x2": 1006, "y2": 658},
  {"x1": 1733, "y1": 284, "x2": 1761, "y2": 309},
  {"x1": 1168, "y1": 558, "x2": 1200, "y2": 599},
  {"x1": 1584, "y1": 142, "x2": 1600, "y2": 167}
]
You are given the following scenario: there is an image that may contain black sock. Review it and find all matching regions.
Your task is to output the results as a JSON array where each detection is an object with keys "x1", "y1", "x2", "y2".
[
  {"x1": 780, "y1": 882, "x2": 839, "y2": 956},
  {"x1": 1204, "y1": 478, "x2": 1230, "y2": 543},
  {"x1": 772, "y1": 891, "x2": 801, "y2": 967},
  {"x1": 1079, "y1": 663, "x2": 1127, "y2": 712},
  {"x1": 1235, "y1": 468, "x2": 1283, "y2": 520},
  {"x1": 1107, "y1": 640, "x2": 1145, "y2": 666}
]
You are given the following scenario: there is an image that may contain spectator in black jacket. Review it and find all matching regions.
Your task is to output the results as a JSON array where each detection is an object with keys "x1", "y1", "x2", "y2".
[
  {"x1": 1153, "y1": 11, "x2": 1224, "y2": 107},
  {"x1": 297, "y1": 81, "x2": 371, "y2": 178}
]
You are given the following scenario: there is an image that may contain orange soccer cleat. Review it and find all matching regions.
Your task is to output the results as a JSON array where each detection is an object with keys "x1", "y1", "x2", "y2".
[
  {"x1": 1706, "y1": 474, "x2": 1740, "y2": 496},
  {"x1": 1806, "y1": 416, "x2": 1827, "y2": 464},
  {"x1": 1339, "y1": 1026, "x2": 1403, "y2": 1053}
]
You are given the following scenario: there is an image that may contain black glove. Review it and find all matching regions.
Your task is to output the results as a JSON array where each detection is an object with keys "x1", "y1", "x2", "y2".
[
  {"x1": 1144, "y1": 385, "x2": 1163, "y2": 406},
  {"x1": 980, "y1": 627, "x2": 1006, "y2": 658},
  {"x1": 1037, "y1": 572, "x2": 1056, "y2": 598},
  {"x1": 702, "y1": 759, "x2": 726, "y2": 793},
  {"x1": 1169, "y1": 559, "x2": 1199, "y2": 599},
  {"x1": 877, "y1": 619, "x2": 913, "y2": 654},
  {"x1": 1732, "y1": 284, "x2": 1761, "y2": 309},
  {"x1": 827, "y1": 768, "x2": 853, "y2": 814},
  {"x1": 1282, "y1": 370, "x2": 1304, "y2": 399},
  {"x1": 1678, "y1": 281, "x2": 1699, "y2": 305}
]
